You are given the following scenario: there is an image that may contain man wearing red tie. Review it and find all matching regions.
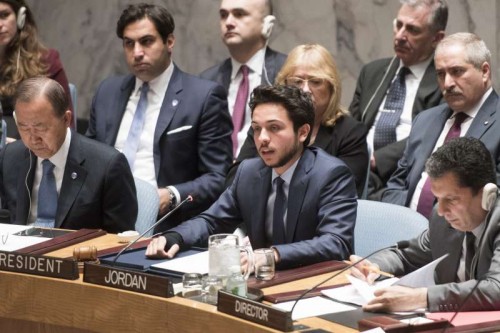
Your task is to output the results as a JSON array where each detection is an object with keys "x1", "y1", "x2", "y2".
[{"x1": 381, "y1": 33, "x2": 500, "y2": 219}]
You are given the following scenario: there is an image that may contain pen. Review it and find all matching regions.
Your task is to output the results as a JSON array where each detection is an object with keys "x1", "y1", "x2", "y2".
[{"x1": 343, "y1": 260, "x2": 395, "y2": 278}]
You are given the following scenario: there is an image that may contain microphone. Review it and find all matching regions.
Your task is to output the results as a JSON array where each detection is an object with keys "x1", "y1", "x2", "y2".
[
  {"x1": 290, "y1": 240, "x2": 410, "y2": 316},
  {"x1": 112, "y1": 195, "x2": 193, "y2": 265}
]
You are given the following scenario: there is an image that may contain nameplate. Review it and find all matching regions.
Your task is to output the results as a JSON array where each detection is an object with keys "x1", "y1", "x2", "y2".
[
  {"x1": 0, "y1": 250, "x2": 78, "y2": 280},
  {"x1": 217, "y1": 290, "x2": 293, "y2": 332},
  {"x1": 83, "y1": 262, "x2": 174, "y2": 298}
]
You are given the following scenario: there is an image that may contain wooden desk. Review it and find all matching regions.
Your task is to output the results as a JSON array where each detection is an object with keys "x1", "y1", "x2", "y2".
[{"x1": 0, "y1": 234, "x2": 356, "y2": 333}]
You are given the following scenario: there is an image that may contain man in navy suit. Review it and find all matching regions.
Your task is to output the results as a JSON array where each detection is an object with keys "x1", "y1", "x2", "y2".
[
  {"x1": 87, "y1": 4, "x2": 233, "y2": 232},
  {"x1": 381, "y1": 33, "x2": 500, "y2": 219},
  {"x1": 0, "y1": 77, "x2": 137, "y2": 233},
  {"x1": 200, "y1": 0, "x2": 286, "y2": 157},
  {"x1": 146, "y1": 85, "x2": 357, "y2": 269}
]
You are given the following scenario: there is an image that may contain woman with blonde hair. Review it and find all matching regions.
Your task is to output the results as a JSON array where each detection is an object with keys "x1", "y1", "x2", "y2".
[
  {"x1": 0, "y1": 0, "x2": 73, "y2": 138},
  {"x1": 235, "y1": 44, "x2": 368, "y2": 195}
]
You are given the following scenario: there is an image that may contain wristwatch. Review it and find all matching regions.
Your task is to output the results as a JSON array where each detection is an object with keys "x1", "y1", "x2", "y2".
[{"x1": 166, "y1": 187, "x2": 177, "y2": 211}]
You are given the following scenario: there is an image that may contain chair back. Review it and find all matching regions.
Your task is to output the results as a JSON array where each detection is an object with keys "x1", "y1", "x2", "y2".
[
  {"x1": 354, "y1": 199, "x2": 428, "y2": 256},
  {"x1": 134, "y1": 178, "x2": 160, "y2": 237}
]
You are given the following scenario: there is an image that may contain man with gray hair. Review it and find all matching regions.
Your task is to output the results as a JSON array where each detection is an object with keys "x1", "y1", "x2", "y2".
[
  {"x1": 0, "y1": 77, "x2": 137, "y2": 232},
  {"x1": 350, "y1": 0, "x2": 448, "y2": 199},
  {"x1": 382, "y1": 32, "x2": 500, "y2": 219}
]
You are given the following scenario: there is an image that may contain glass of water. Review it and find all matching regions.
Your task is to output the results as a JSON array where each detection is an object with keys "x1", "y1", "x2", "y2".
[{"x1": 254, "y1": 248, "x2": 275, "y2": 280}]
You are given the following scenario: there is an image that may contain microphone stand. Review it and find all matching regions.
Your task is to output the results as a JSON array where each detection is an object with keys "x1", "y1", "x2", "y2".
[{"x1": 112, "y1": 195, "x2": 193, "y2": 266}]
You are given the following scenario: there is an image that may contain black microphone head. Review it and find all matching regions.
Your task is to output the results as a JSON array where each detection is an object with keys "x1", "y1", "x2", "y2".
[{"x1": 396, "y1": 240, "x2": 410, "y2": 249}]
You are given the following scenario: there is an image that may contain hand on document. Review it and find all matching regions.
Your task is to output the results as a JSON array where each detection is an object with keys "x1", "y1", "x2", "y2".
[
  {"x1": 348, "y1": 255, "x2": 381, "y2": 285},
  {"x1": 145, "y1": 236, "x2": 180, "y2": 259},
  {"x1": 364, "y1": 285, "x2": 428, "y2": 313}
]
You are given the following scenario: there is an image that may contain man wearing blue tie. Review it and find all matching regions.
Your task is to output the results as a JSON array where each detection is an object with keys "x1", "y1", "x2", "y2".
[
  {"x1": 87, "y1": 3, "x2": 233, "y2": 232},
  {"x1": 0, "y1": 77, "x2": 137, "y2": 232},
  {"x1": 146, "y1": 85, "x2": 357, "y2": 269}
]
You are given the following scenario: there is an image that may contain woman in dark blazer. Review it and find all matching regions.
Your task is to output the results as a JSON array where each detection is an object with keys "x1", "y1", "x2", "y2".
[{"x1": 233, "y1": 44, "x2": 368, "y2": 196}]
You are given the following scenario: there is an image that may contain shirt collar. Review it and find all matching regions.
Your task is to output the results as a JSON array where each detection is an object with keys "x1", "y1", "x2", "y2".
[
  {"x1": 452, "y1": 87, "x2": 493, "y2": 120},
  {"x1": 400, "y1": 56, "x2": 433, "y2": 80},
  {"x1": 271, "y1": 157, "x2": 300, "y2": 185},
  {"x1": 37, "y1": 128, "x2": 71, "y2": 171},
  {"x1": 230, "y1": 47, "x2": 266, "y2": 80},
  {"x1": 133, "y1": 61, "x2": 174, "y2": 98}
]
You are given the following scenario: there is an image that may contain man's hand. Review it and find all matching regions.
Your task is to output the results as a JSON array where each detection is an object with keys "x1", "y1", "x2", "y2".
[
  {"x1": 348, "y1": 255, "x2": 380, "y2": 285},
  {"x1": 363, "y1": 286, "x2": 428, "y2": 312},
  {"x1": 145, "y1": 236, "x2": 179, "y2": 259},
  {"x1": 158, "y1": 188, "x2": 172, "y2": 215}
]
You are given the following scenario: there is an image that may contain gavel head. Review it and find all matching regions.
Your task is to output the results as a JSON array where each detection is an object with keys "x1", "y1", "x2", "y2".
[{"x1": 73, "y1": 246, "x2": 98, "y2": 262}]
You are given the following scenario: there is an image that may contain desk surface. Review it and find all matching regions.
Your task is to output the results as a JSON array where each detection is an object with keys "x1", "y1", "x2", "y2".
[{"x1": 0, "y1": 234, "x2": 357, "y2": 333}]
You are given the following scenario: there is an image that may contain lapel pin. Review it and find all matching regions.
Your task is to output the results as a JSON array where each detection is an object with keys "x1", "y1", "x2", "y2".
[
  {"x1": 71, "y1": 172, "x2": 77, "y2": 180},
  {"x1": 172, "y1": 99, "x2": 179, "y2": 107},
  {"x1": 484, "y1": 121, "x2": 489, "y2": 125}
]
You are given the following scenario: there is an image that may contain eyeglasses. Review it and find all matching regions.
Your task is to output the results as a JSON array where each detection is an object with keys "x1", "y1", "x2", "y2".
[{"x1": 285, "y1": 77, "x2": 326, "y2": 90}]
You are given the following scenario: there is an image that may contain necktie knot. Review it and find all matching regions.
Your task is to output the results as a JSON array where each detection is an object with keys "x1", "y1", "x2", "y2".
[
  {"x1": 240, "y1": 65, "x2": 249, "y2": 77},
  {"x1": 275, "y1": 176, "x2": 284, "y2": 189},
  {"x1": 453, "y1": 112, "x2": 468, "y2": 126},
  {"x1": 465, "y1": 231, "x2": 476, "y2": 280},
  {"x1": 397, "y1": 67, "x2": 411, "y2": 82},
  {"x1": 42, "y1": 159, "x2": 55, "y2": 174}
]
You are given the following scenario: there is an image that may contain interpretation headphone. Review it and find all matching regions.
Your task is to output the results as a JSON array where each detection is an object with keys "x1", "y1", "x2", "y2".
[
  {"x1": 261, "y1": 15, "x2": 276, "y2": 40},
  {"x1": 17, "y1": 6, "x2": 27, "y2": 30},
  {"x1": 481, "y1": 183, "x2": 498, "y2": 211}
]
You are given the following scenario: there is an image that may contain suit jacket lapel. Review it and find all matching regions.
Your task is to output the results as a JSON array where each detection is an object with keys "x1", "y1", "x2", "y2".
[
  {"x1": 362, "y1": 58, "x2": 398, "y2": 125},
  {"x1": 55, "y1": 134, "x2": 87, "y2": 228},
  {"x1": 153, "y1": 65, "x2": 182, "y2": 177},
  {"x1": 465, "y1": 90, "x2": 497, "y2": 139},
  {"x1": 285, "y1": 150, "x2": 314, "y2": 242},
  {"x1": 107, "y1": 76, "x2": 135, "y2": 146},
  {"x1": 262, "y1": 47, "x2": 278, "y2": 85},
  {"x1": 15, "y1": 149, "x2": 36, "y2": 225},
  {"x1": 250, "y1": 166, "x2": 271, "y2": 249},
  {"x1": 219, "y1": 59, "x2": 232, "y2": 90},
  {"x1": 413, "y1": 59, "x2": 439, "y2": 117}
]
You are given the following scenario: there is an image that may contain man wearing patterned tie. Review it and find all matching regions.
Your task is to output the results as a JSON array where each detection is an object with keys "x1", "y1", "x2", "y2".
[
  {"x1": 145, "y1": 85, "x2": 357, "y2": 269},
  {"x1": 87, "y1": 4, "x2": 233, "y2": 232},
  {"x1": 350, "y1": 0, "x2": 448, "y2": 199},
  {"x1": 0, "y1": 77, "x2": 137, "y2": 233},
  {"x1": 350, "y1": 137, "x2": 500, "y2": 312},
  {"x1": 200, "y1": 0, "x2": 286, "y2": 157},
  {"x1": 381, "y1": 33, "x2": 500, "y2": 219}
]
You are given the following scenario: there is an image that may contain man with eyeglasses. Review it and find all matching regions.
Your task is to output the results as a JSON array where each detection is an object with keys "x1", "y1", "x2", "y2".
[{"x1": 350, "y1": 0, "x2": 447, "y2": 200}]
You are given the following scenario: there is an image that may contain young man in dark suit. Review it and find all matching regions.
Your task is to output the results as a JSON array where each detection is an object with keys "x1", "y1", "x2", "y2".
[
  {"x1": 87, "y1": 4, "x2": 233, "y2": 232},
  {"x1": 146, "y1": 85, "x2": 357, "y2": 269}
]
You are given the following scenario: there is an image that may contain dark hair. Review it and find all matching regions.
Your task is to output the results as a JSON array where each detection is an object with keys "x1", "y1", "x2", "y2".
[
  {"x1": 15, "y1": 77, "x2": 69, "y2": 117},
  {"x1": 116, "y1": 3, "x2": 175, "y2": 43},
  {"x1": 425, "y1": 137, "x2": 496, "y2": 194},
  {"x1": 249, "y1": 85, "x2": 315, "y2": 146}
]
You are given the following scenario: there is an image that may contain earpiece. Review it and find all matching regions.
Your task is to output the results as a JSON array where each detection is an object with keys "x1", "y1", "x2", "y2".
[
  {"x1": 17, "y1": 6, "x2": 27, "y2": 30},
  {"x1": 261, "y1": 15, "x2": 276, "y2": 40},
  {"x1": 481, "y1": 183, "x2": 498, "y2": 211},
  {"x1": 13, "y1": 111, "x2": 17, "y2": 125}
]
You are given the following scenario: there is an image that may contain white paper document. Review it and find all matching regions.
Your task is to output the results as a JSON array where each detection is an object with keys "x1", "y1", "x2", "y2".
[
  {"x1": 322, "y1": 254, "x2": 449, "y2": 306},
  {"x1": 0, "y1": 224, "x2": 50, "y2": 252},
  {"x1": 151, "y1": 250, "x2": 209, "y2": 274},
  {"x1": 272, "y1": 296, "x2": 356, "y2": 320}
]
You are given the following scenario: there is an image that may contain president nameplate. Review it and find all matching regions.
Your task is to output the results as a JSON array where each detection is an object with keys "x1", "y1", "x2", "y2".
[
  {"x1": 217, "y1": 290, "x2": 293, "y2": 332},
  {"x1": 83, "y1": 262, "x2": 174, "y2": 298},
  {"x1": 0, "y1": 250, "x2": 78, "y2": 280}
]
